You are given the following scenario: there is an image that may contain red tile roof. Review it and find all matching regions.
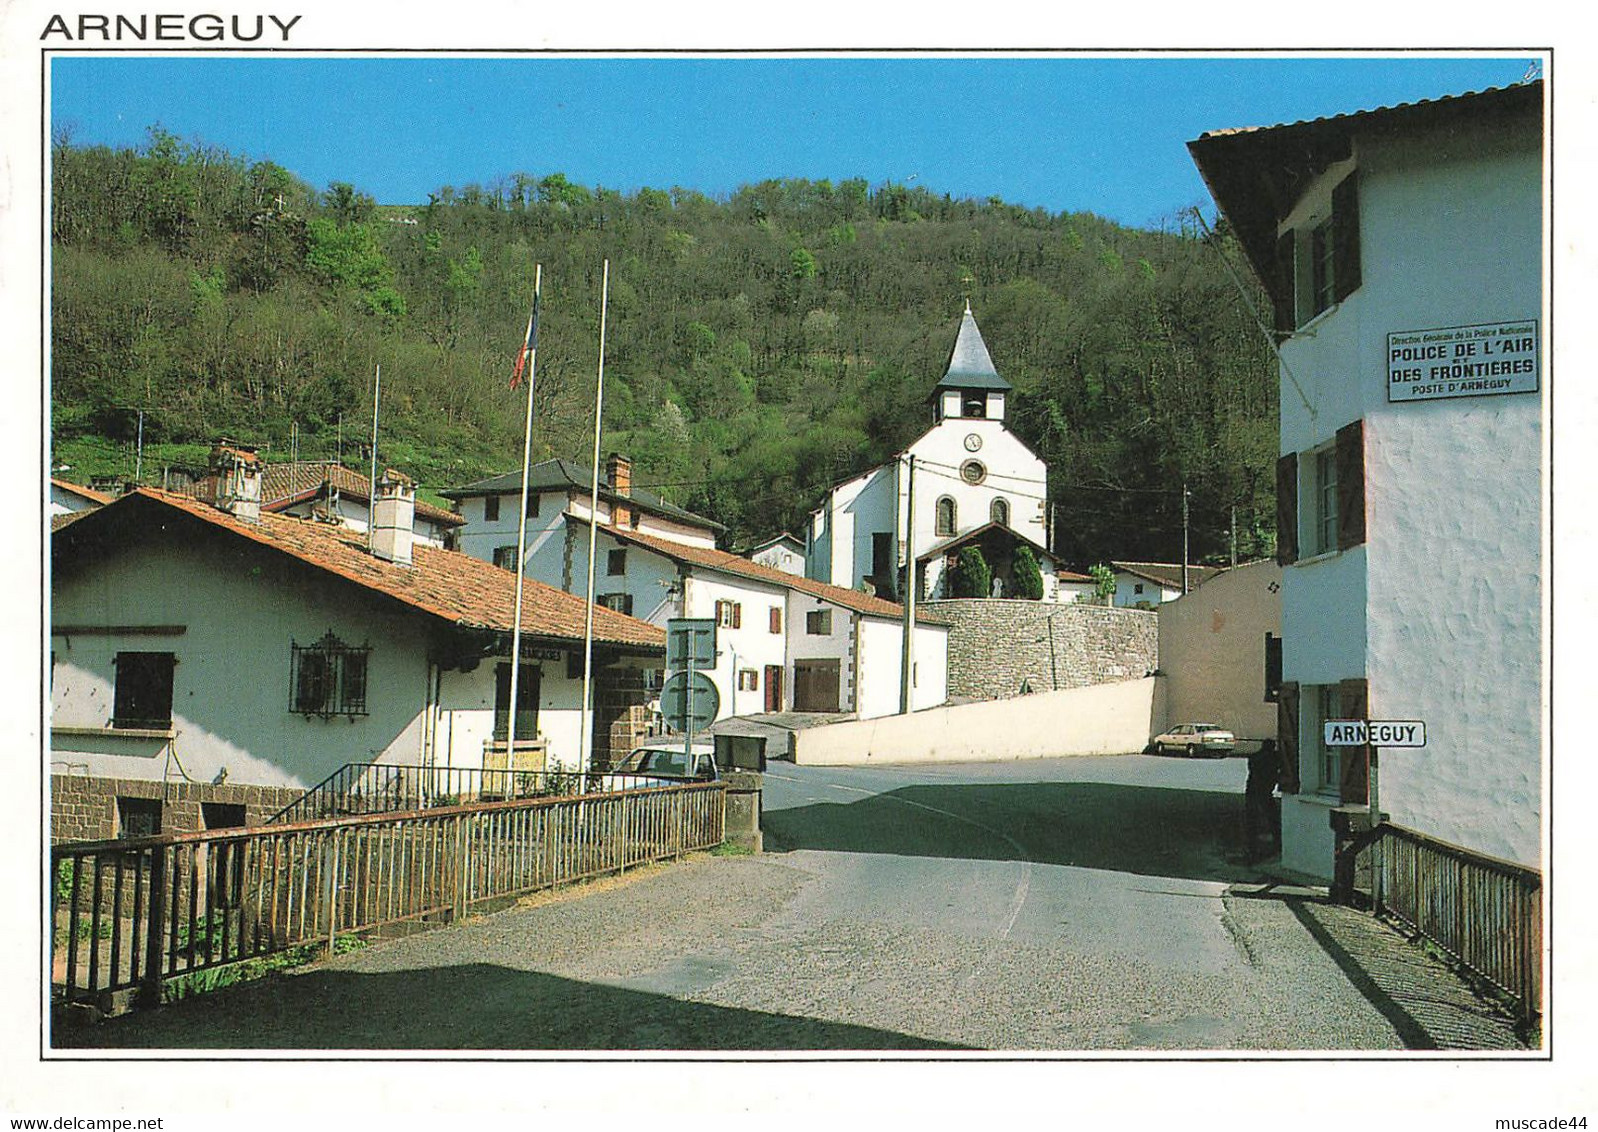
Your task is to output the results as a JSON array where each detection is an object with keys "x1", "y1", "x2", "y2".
[
  {"x1": 590, "y1": 520, "x2": 948, "y2": 624},
  {"x1": 261, "y1": 462, "x2": 464, "y2": 528},
  {"x1": 50, "y1": 478, "x2": 113, "y2": 506},
  {"x1": 59, "y1": 489, "x2": 665, "y2": 652},
  {"x1": 1111, "y1": 560, "x2": 1227, "y2": 591}
]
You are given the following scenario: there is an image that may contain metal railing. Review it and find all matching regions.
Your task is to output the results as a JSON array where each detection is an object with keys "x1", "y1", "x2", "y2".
[
  {"x1": 268, "y1": 762, "x2": 666, "y2": 825},
  {"x1": 52, "y1": 781, "x2": 725, "y2": 1013},
  {"x1": 1345, "y1": 822, "x2": 1542, "y2": 1025}
]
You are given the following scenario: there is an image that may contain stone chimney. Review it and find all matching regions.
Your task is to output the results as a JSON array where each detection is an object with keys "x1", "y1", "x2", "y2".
[
  {"x1": 209, "y1": 441, "x2": 262, "y2": 523},
  {"x1": 370, "y1": 468, "x2": 416, "y2": 566},
  {"x1": 606, "y1": 452, "x2": 633, "y2": 527}
]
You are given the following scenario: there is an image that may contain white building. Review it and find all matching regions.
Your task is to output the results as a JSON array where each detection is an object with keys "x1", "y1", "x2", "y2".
[
  {"x1": 261, "y1": 460, "x2": 465, "y2": 548},
  {"x1": 806, "y1": 305, "x2": 1053, "y2": 602},
  {"x1": 748, "y1": 533, "x2": 807, "y2": 577},
  {"x1": 443, "y1": 453, "x2": 721, "y2": 578},
  {"x1": 50, "y1": 455, "x2": 665, "y2": 829},
  {"x1": 447, "y1": 454, "x2": 947, "y2": 724},
  {"x1": 508, "y1": 516, "x2": 948, "y2": 723},
  {"x1": 1108, "y1": 561, "x2": 1226, "y2": 608},
  {"x1": 49, "y1": 478, "x2": 111, "y2": 531},
  {"x1": 1190, "y1": 81, "x2": 1544, "y2": 880}
]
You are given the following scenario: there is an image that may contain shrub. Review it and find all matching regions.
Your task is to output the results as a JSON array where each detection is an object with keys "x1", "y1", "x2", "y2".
[
  {"x1": 951, "y1": 547, "x2": 991, "y2": 598},
  {"x1": 1012, "y1": 546, "x2": 1044, "y2": 600}
]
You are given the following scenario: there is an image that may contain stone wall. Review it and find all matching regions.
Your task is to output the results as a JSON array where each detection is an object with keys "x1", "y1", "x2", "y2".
[
  {"x1": 592, "y1": 667, "x2": 654, "y2": 772},
  {"x1": 924, "y1": 599, "x2": 1158, "y2": 702},
  {"x1": 51, "y1": 774, "x2": 304, "y2": 844}
]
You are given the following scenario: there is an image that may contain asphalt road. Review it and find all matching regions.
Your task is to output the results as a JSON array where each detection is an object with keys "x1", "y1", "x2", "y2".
[{"x1": 65, "y1": 754, "x2": 1522, "y2": 1052}]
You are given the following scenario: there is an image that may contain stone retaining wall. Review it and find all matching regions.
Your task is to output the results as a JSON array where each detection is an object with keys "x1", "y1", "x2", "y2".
[
  {"x1": 924, "y1": 599, "x2": 1158, "y2": 701},
  {"x1": 51, "y1": 774, "x2": 304, "y2": 843}
]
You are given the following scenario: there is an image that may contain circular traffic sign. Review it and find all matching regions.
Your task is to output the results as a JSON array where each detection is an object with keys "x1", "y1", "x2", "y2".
[{"x1": 660, "y1": 670, "x2": 720, "y2": 732}]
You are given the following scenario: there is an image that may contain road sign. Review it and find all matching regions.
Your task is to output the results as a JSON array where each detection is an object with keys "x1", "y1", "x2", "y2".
[
  {"x1": 1323, "y1": 720, "x2": 1427, "y2": 747},
  {"x1": 661, "y1": 670, "x2": 720, "y2": 733},
  {"x1": 665, "y1": 618, "x2": 716, "y2": 670}
]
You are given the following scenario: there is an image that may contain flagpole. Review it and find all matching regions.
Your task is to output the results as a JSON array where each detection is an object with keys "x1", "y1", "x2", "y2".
[
  {"x1": 506, "y1": 264, "x2": 542, "y2": 770},
  {"x1": 366, "y1": 364, "x2": 380, "y2": 555},
  {"x1": 580, "y1": 259, "x2": 610, "y2": 775}
]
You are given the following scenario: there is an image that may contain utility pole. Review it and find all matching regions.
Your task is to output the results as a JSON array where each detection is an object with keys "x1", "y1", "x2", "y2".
[
  {"x1": 899, "y1": 455, "x2": 917, "y2": 715},
  {"x1": 1230, "y1": 504, "x2": 1238, "y2": 567},
  {"x1": 134, "y1": 409, "x2": 145, "y2": 486},
  {"x1": 1181, "y1": 481, "x2": 1191, "y2": 594}
]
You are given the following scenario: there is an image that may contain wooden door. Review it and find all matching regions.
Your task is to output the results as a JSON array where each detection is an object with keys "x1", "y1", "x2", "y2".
[
  {"x1": 764, "y1": 665, "x2": 783, "y2": 712},
  {"x1": 793, "y1": 659, "x2": 840, "y2": 712}
]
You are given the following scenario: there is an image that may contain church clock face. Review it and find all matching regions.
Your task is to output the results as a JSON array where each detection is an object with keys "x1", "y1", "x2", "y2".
[{"x1": 963, "y1": 433, "x2": 983, "y2": 452}]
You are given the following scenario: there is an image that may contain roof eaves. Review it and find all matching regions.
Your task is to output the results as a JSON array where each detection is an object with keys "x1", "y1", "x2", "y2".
[{"x1": 60, "y1": 490, "x2": 665, "y2": 652}]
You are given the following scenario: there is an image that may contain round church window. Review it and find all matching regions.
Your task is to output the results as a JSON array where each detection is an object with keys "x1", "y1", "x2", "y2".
[{"x1": 960, "y1": 460, "x2": 987, "y2": 485}]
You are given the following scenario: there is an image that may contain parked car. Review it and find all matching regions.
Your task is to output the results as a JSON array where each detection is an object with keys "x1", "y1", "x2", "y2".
[
  {"x1": 1152, "y1": 722, "x2": 1236, "y2": 757},
  {"x1": 612, "y1": 740, "x2": 718, "y2": 783}
]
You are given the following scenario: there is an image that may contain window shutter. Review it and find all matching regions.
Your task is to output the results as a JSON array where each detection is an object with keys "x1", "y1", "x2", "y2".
[
  {"x1": 770, "y1": 607, "x2": 782, "y2": 634},
  {"x1": 1332, "y1": 173, "x2": 1362, "y2": 302},
  {"x1": 732, "y1": 603, "x2": 742, "y2": 629},
  {"x1": 1336, "y1": 419, "x2": 1366, "y2": 550},
  {"x1": 1338, "y1": 677, "x2": 1369, "y2": 805},
  {"x1": 1273, "y1": 231, "x2": 1296, "y2": 336},
  {"x1": 1277, "y1": 682, "x2": 1300, "y2": 794},
  {"x1": 1275, "y1": 452, "x2": 1299, "y2": 565}
]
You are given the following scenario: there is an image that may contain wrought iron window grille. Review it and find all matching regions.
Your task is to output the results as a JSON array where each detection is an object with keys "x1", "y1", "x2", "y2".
[{"x1": 290, "y1": 631, "x2": 371, "y2": 719}]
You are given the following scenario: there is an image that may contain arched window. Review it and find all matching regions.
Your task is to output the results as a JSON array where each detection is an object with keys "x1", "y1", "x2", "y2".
[
  {"x1": 935, "y1": 496, "x2": 957, "y2": 537},
  {"x1": 990, "y1": 497, "x2": 1010, "y2": 527}
]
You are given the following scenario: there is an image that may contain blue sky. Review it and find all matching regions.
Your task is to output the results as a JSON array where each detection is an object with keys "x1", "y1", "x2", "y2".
[{"x1": 50, "y1": 54, "x2": 1534, "y2": 228}]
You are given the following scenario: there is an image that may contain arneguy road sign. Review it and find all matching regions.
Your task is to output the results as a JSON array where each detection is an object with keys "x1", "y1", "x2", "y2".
[{"x1": 1323, "y1": 720, "x2": 1427, "y2": 747}]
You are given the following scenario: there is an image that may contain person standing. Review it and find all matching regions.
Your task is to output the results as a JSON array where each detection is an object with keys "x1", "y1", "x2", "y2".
[{"x1": 1244, "y1": 739, "x2": 1282, "y2": 861}]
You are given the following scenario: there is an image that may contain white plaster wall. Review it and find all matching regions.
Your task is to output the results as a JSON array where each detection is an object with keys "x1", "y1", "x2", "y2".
[
  {"x1": 806, "y1": 507, "x2": 831, "y2": 584},
  {"x1": 822, "y1": 466, "x2": 894, "y2": 590},
  {"x1": 453, "y1": 490, "x2": 565, "y2": 567},
  {"x1": 682, "y1": 571, "x2": 788, "y2": 722},
  {"x1": 564, "y1": 528, "x2": 684, "y2": 627},
  {"x1": 274, "y1": 496, "x2": 451, "y2": 549},
  {"x1": 752, "y1": 542, "x2": 806, "y2": 576},
  {"x1": 810, "y1": 415, "x2": 1049, "y2": 595},
  {"x1": 434, "y1": 660, "x2": 589, "y2": 773},
  {"x1": 50, "y1": 484, "x2": 100, "y2": 516},
  {"x1": 1357, "y1": 126, "x2": 1543, "y2": 868},
  {"x1": 1055, "y1": 579, "x2": 1097, "y2": 604},
  {"x1": 1112, "y1": 574, "x2": 1179, "y2": 608},
  {"x1": 792, "y1": 677, "x2": 1157, "y2": 766},
  {"x1": 1273, "y1": 112, "x2": 1543, "y2": 876},
  {"x1": 569, "y1": 493, "x2": 717, "y2": 549},
  {"x1": 908, "y1": 419, "x2": 1049, "y2": 597},
  {"x1": 853, "y1": 616, "x2": 949, "y2": 720},
  {"x1": 785, "y1": 591, "x2": 857, "y2": 711},
  {"x1": 51, "y1": 535, "x2": 434, "y2": 790}
]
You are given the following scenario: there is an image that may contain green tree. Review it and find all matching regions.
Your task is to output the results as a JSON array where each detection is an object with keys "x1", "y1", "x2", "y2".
[
  {"x1": 1087, "y1": 563, "x2": 1116, "y2": 605},
  {"x1": 951, "y1": 547, "x2": 992, "y2": 599},
  {"x1": 1012, "y1": 545, "x2": 1044, "y2": 600}
]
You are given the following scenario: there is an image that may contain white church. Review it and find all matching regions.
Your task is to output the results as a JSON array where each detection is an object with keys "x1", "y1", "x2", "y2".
[{"x1": 805, "y1": 305, "x2": 1067, "y2": 602}]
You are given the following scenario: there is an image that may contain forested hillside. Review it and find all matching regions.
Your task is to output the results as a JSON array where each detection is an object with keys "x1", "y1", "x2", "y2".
[{"x1": 50, "y1": 128, "x2": 1278, "y2": 565}]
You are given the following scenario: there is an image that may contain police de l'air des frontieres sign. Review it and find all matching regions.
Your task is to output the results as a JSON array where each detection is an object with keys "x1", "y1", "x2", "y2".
[{"x1": 1388, "y1": 320, "x2": 1539, "y2": 403}]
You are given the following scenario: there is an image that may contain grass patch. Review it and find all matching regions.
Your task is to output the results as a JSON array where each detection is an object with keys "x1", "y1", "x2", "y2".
[
  {"x1": 709, "y1": 841, "x2": 755, "y2": 857},
  {"x1": 163, "y1": 933, "x2": 367, "y2": 1003}
]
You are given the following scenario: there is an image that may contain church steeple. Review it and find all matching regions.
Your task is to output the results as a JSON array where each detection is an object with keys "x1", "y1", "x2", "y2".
[{"x1": 931, "y1": 304, "x2": 1011, "y2": 422}]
